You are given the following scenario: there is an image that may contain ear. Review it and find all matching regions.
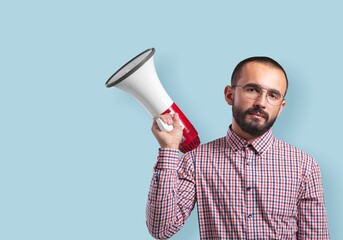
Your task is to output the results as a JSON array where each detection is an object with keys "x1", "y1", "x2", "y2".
[
  {"x1": 224, "y1": 85, "x2": 234, "y2": 106},
  {"x1": 277, "y1": 100, "x2": 286, "y2": 117}
]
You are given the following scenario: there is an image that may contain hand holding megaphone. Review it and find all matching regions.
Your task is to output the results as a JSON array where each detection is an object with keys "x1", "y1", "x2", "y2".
[{"x1": 152, "y1": 113, "x2": 184, "y2": 150}]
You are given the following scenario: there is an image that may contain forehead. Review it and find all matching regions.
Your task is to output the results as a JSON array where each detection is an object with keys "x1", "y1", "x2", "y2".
[{"x1": 237, "y1": 62, "x2": 287, "y2": 94}]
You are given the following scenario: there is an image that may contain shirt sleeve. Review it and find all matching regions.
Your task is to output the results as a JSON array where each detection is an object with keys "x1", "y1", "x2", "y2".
[
  {"x1": 297, "y1": 159, "x2": 330, "y2": 239},
  {"x1": 146, "y1": 148, "x2": 196, "y2": 239}
]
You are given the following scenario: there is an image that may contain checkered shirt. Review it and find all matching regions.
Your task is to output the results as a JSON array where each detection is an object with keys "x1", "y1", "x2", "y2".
[{"x1": 146, "y1": 127, "x2": 330, "y2": 239}]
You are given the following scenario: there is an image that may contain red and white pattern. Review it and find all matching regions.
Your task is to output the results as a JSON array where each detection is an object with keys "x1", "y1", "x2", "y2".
[{"x1": 146, "y1": 127, "x2": 330, "y2": 239}]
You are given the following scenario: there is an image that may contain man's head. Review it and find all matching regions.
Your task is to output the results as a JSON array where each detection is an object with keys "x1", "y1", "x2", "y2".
[
  {"x1": 224, "y1": 57, "x2": 288, "y2": 141},
  {"x1": 231, "y1": 57, "x2": 288, "y2": 96}
]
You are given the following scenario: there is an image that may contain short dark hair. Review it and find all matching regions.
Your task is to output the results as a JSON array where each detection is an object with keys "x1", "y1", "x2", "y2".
[{"x1": 231, "y1": 56, "x2": 289, "y2": 97}]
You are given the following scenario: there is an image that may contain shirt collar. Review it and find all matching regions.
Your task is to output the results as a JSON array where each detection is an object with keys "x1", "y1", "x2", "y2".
[{"x1": 226, "y1": 125, "x2": 274, "y2": 155}]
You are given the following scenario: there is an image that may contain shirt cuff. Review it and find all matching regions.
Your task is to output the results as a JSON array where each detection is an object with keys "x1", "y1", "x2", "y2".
[{"x1": 154, "y1": 148, "x2": 180, "y2": 170}]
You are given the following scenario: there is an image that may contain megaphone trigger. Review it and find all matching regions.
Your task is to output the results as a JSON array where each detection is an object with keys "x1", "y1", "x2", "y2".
[{"x1": 156, "y1": 118, "x2": 174, "y2": 132}]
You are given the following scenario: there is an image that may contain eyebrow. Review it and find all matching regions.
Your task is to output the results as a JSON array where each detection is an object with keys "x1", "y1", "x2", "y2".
[{"x1": 245, "y1": 83, "x2": 282, "y2": 96}]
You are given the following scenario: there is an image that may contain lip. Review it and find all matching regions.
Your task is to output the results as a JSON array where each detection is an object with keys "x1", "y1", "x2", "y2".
[{"x1": 249, "y1": 113, "x2": 265, "y2": 119}]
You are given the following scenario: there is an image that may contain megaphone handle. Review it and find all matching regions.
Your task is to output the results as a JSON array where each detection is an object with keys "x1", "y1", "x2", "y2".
[{"x1": 156, "y1": 118, "x2": 174, "y2": 132}]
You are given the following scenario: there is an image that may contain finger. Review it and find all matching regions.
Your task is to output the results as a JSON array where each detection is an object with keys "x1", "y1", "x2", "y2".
[
  {"x1": 152, "y1": 114, "x2": 172, "y2": 132},
  {"x1": 157, "y1": 114, "x2": 173, "y2": 125},
  {"x1": 172, "y1": 113, "x2": 182, "y2": 128}
]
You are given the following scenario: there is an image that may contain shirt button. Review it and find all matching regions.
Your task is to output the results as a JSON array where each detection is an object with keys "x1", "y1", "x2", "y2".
[
  {"x1": 247, "y1": 161, "x2": 251, "y2": 166},
  {"x1": 246, "y1": 186, "x2": 252, "y2": 191},
  {"x1": 247, "y1": 214, "x2": 253, "y2": 219}
]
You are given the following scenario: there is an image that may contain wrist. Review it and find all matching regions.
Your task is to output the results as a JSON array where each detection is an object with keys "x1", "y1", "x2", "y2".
[
  {"x1": 160, "y1": 145, "x2": 179, "y2": 150},
  {"x1": 156, "y1": 148, "x2": 180, "y2": 170}
]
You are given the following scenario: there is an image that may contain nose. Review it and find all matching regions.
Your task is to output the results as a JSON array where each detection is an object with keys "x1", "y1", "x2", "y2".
[{"x1": 253, "y1": 92, "x2": 267, "y2": 109}]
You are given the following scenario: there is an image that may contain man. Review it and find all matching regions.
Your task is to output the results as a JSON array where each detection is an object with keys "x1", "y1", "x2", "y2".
[{"x1": 146, "y1": 57, "x2": 330, "y2": 239}]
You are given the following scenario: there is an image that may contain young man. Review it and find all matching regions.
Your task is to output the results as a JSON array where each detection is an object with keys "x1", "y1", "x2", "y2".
[{"x1": 146, "y1": 57, "x2": 330, "y2": 239}]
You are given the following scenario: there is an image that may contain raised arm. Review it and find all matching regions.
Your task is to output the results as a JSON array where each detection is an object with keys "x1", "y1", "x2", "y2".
[{"x1": 146, "y1": 113, "x2": 197, "y2": 239}]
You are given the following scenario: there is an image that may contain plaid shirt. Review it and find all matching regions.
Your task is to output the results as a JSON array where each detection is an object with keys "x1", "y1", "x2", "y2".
[{"x1": 146, "y1": 127, "x2": 330, "y2": 239}]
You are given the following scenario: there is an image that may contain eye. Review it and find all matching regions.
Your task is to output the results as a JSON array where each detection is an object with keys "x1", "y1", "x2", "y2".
[
  {"x1": 268, "y1": 92, "x2": 281, "y2": 100},
  {"x1": 244, "y1": 86, "x2": 260, "y2": 93}
]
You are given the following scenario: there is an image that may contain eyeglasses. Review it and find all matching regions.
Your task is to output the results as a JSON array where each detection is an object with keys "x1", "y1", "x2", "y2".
[{"x1": 233, "y1": 84, "x2": 285, "y2": 106}]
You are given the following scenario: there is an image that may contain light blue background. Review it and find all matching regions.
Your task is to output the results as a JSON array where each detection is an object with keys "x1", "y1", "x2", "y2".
[{"x1": 1, "y1": 1, "x2": 341, "y2": 239}]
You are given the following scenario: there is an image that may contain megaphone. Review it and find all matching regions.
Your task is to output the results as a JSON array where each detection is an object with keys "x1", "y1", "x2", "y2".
[{"x1": 105, "y1": 48, "x2": 200, "y2": 153}]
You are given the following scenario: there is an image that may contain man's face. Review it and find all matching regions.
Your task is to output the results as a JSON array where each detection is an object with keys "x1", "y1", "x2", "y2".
[{"x1": 225, "y1": 62, "x2": 287, "y2": 139}]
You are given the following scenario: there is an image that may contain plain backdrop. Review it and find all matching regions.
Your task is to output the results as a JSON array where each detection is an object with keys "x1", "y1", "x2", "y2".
[{"x1": 1, "y1": 1, "x2": 342, "y2": 239}]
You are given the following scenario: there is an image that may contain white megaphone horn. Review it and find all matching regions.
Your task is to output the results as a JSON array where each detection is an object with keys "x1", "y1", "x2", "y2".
[{"x1": 105, "y1": 48, "x2": 200, "y2": 153}]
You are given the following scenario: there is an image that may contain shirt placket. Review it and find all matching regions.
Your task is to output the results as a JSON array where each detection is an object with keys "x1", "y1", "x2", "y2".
[{"x1": 244, "y1": 144, "x2": 255, "y2": 239}]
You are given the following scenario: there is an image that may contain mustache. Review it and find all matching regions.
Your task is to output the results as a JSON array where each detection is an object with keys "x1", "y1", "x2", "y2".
[{"x1": 245, "y1": 108, "x2": 269, "y2": 119}]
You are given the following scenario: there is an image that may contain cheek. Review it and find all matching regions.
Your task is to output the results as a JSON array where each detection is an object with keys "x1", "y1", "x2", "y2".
[
  {"x1": 268, "y1": 108, "x2": 281, "y2": 120},
  {"x1": 233, "y1": 94, "x2": 252, "y2": 108}
]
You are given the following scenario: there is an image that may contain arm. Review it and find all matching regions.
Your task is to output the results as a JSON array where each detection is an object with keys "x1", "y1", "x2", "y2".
[
  {"x1": 146, "y1": 149, "x2": 196, "y2": 239},
  {"x1": 146, "y1": 113, "x2": 196, "y2": 239},
  {"x1": 297, "y1": 160, "x2": 330, "y2": 239}
]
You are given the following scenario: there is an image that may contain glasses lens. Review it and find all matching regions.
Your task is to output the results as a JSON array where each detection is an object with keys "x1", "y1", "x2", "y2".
[
  {"x1": 267, "y1": 97, "x2": 281, "y2": 106},
  {"x1": 243, "y1": 86, "x2": 260, "y2": 99},
  {"x1": 266, "y1": 92, "x2": 283, "y2": 106}
]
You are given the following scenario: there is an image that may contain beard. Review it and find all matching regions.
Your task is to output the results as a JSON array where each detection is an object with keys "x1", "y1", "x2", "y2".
[{"x1": 232, "y1": 102, "x2": 277, "y2": 137}]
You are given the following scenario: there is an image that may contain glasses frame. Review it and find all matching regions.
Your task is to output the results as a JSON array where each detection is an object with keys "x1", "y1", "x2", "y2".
[{"x1": 233, "y1": 84, "x2": 285, "y2": 106}]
